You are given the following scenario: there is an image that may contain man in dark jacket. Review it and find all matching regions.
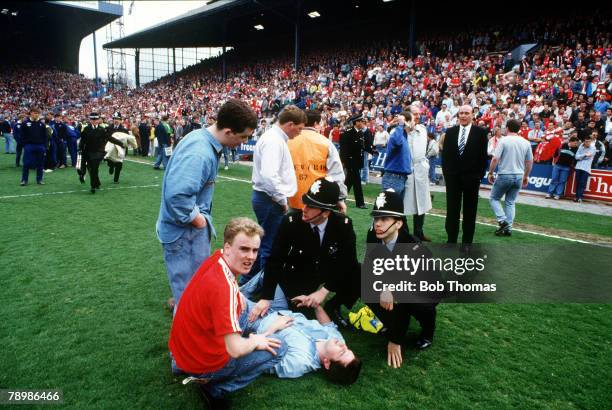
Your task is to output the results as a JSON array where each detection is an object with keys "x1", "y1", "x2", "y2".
[
  {"x1": 20, "y1": 107, "x2": 47, "y2": 185},
  {"x1": 79, "y1": 112, "x2": 125, "y2": 194},
  {"x1": 138, "y1": 118, "x2": 151, "y2": 157},
  {"x1": 245, "y1": 178, "x2": 360, "y2": 327},
  {"x1": 441, "y1": 105, "x2": 489, "y2": 247},
  {"x1": 340, "y1": 114, "x2": 370, "y2": 209},
  {"x1": 153, "y1": 114, "x2": 173, "y2": 170}
]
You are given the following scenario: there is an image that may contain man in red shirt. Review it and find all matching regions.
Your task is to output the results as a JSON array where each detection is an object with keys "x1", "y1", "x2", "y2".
[{"x1": 169, "y1": 217, "x2": 287, "y2": 407}]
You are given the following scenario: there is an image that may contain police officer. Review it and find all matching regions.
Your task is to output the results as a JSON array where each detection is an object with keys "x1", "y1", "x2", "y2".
[
  {"x1": 106, "y1": 112, "x2": 129, "y2": 176},
  {"x1": 19, "y1": 107, "x2": 47, "y2": 185},
  {"x1": 54, "y1": 113, "x2": 68, "y2": 168},
  {"x1": 340, "y1": 114, "x2": 370, "y2": 209},
  {"x1": 365, "y1": 189, "x2": 439, "y2": 368},
  {"x1": 247, "y1": 178, "x2": 360, "y2": 326},
  {"x1": 79, "y1": 112, "x2": 125, "y2": 194}
]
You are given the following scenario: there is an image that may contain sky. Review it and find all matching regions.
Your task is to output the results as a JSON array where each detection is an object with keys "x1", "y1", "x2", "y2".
[{"x1": 78, "y1": 1, "x2": 208, "y2": 83}]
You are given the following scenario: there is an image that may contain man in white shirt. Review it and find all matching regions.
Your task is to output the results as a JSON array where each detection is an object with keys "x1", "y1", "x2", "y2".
[
  {"x1": 247, "y1": 105, "x2": 307, "y2": 283},
  {"x1": 487, "y1": 119, "x2": 533, "y2": 236}
]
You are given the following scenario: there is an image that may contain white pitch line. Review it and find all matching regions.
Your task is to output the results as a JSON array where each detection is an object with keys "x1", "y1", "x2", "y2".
[
  {"x1": 213, "y1": 173, "x2": 594, "y2": 244},
  {"x1": 0, "y1": 184, "x2": 160, "y2": 200}
]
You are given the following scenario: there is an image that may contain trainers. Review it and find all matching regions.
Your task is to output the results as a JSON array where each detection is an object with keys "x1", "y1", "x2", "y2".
[
  {"x1": 44, "y1": 169, "x2": 53, "y2": 173},
  {"x1": 495, "y1": 228, "x2": 512, "y2": 237},
  {"x1": 415, "y1": 337, "x2": 433, "y2": 350},
  {"x1": 573, "y1": 198, "x2": 582, "y2": 203},
  {"x1": 20, "y1": 181, "x2": 26, "y2": 186},
  {"x1": 494, "y1": 220, "x2": 509, "y2": 235},
  {"x1": 37, "y1": 181, "x2": 45, "y2": 185},
  {"x1": 224, "y1": 166, "x2": 228, "y2": 170},
  {"x1": 553, "y1": 196, "x2": 560, "y2": 200},
  {"x1": 545, "y1": 194, "x2": 553, "y2": 199}
]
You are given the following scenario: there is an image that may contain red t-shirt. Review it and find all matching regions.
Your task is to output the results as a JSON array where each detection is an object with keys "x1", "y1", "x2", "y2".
[{"x1": 169, "y1": 250, "x2": 243, "y2": 374}]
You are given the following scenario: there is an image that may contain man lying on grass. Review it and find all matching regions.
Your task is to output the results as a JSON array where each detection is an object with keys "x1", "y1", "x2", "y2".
[{"x1": 254, "y1": 304, "x2": 361, "y2": 385}]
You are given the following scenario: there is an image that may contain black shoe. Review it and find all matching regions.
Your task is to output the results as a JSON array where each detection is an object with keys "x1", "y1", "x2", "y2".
[
  {"x1": 20, "y1": 181, "x2": 26, "y2": 186},
  {"x1": 356, "y1": 204, "x2": 368, "y2": 209},
  {"x1": 495, "y1": 228, "x2": 511, "y2": 237},
  {"x1": 198, "y1": 386, "x2": 230, "y2": 410},
  {"x1": 91, "y1": 188, "x2": 96, "y2": 194},
  {"x1": 78, "y1": 174, "x2": 85, "y2": 183},
  {"x1": 415, "y1": 337, "x2": 432, "y2": 350},
  {"x1": 459, "y1": 243, "x2": 472, "y2": 255},
  {"x1": 494, "y1": 220, "x2": 509, "y2": 235},
  {"x1": 109, "y1": 167, "x2": 114, "y2": 175}
]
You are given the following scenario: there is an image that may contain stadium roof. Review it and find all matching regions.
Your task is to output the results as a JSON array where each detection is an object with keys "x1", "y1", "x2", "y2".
[
  {"x1": 1, "y1": 1, "x2": 122, "y2": 73},
  {"x1": 102, "y1": 0, "x2": 415, "y2": 50}
]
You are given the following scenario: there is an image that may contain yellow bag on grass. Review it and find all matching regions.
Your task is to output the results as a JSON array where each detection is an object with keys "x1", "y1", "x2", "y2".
[{"x1": 348, "y1": 306, "x2": 383, "y2": 334}]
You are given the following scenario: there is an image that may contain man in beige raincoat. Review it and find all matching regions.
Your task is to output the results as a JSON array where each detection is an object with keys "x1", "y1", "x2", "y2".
[{"x1": 104, "y1": 132, "x2": 138, "y2": 184}]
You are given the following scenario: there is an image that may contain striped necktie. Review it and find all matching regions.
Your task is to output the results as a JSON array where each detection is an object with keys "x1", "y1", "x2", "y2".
[{"x1": 458, "y1": 127, "x2": 467, "y2": 156}]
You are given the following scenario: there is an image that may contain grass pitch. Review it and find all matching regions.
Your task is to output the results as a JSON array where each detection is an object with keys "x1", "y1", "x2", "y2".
[{"x1": 0, "y1": 152, "x2": 610, "y2": 409}]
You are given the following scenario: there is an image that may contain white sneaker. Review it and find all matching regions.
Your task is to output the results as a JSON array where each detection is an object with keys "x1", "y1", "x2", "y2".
[
  {"x1": 44, "y1": 169, "x2": 53, "y2": 173},
  {"x1": 224, "y1": 166, "x2": 229, "y2": 170}
]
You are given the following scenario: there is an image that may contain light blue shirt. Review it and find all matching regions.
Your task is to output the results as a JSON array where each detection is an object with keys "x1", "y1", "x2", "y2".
[
  {"x1": 575, "y1": 143, "x2": 596, "y2": 173},
  {"x1": 257, "y1": 310, "x2": 345, "y2": 378},
  {"x1": 156, "y1": 128, "x2": 222, "y2": 243}
]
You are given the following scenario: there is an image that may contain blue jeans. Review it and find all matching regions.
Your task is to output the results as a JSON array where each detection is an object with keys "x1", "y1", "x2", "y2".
[
  {"x1": 223, "y1": 146, "x2": 237, "y2": 167},
  {"x1": 3, "y1": 133, "x2": 15, "y2": 153},
  {"x1": 173, "y1": 301, "x2": 287, "y2": 399},
  {"x1": 162, "y1": 225, "x2": 210, "y2": 306},
  {"x1": 361, "y1": 154, "x2": 370, "y2": 183},
  {"x1": 154, "y1": 143, "x2": 169, "y2": 169},
  {"x1": 574, "y1": 169, "x2": 590, "y2": 199},
  {"x1": 489, "y1": 174, "x2": 522, "y2": 229},
  {"x1": 428, "y1": 156, "x2": 438, "y2": 183},
  {"x1": 245, "y1": 190, "x2": 285, "y2": 284},
  {"x1": 240, "y1": 270, "x2": 290, "y2": 312},
  {"x1": 382, "y1": 172, "x2": 407, "y2": 198},
  {"x1": 547, "y1": 165, "x2": 570, "y2": 197}
]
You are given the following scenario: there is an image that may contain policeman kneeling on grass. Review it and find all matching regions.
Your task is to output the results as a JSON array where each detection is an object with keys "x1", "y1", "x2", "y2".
[
  {"x1": 244, "y1": 177, "x2": 361, "y2": 328},
  {"x1": 364, "y1": 189, "x2": 439, "y2": 369}
]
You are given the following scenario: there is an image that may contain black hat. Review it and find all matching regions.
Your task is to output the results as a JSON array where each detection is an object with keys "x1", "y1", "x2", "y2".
[
  {"x1": 348, "y1": 113, "x2": 365, "y2": 124},
  {"x1": 371, "y1": 189, "x2": 405, "y2": 218},
  {"x1": 112, "y1": 111, "x2": 122, "y2": 120},
  {"x1": 89, "y1": 112, "x2": 100, "y2": 120},
  {"x1": 302, "y1": 178, "x2": 340, "y2": 211}
]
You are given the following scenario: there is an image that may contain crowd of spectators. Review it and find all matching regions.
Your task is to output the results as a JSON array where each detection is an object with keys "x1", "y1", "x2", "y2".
[{"x1": 1, "y1": 15, "x2": 611, "y2": 171}]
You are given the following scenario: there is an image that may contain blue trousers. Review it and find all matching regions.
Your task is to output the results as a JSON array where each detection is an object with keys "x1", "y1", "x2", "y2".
[
  {"x1": 162, "y1": 225, "x2": 210, "y2": 307},
  {"x1": 244, "y1": 190, "x2": 285, "y2": 284},
  {"x1": 22, "y1": 144, "x2": 46, "y2": 183},
  {"x1": 154, "y1": 143, "x2": 170, "y2": 169},
  {"x1": 489, "y1": 174, "x2": 522, "y2": 228},
  {"x1": 56, "y1": 139, "x2": 67, "y2": 166},
  {"x1": 574, "y1": 169, "x2": 590, "y2": 200},
  {"x1": 172, "y1": 301, "x2": 287, "y2": 399},
  {"x1": 547, "y1": 165, "x2": 570, "y2": 197},
  {"x1": 382, "y1": 172, "x2": 407, "y2": 198},
  {"x1": 3, "y1": 133, "x2": 15, "y2": 153},
  {"x1": 68, "y1": 139, "x2": 78, "y2": 167},
  {"x1": 16, "y1": 141, "x2": 23, "y2": 166}
]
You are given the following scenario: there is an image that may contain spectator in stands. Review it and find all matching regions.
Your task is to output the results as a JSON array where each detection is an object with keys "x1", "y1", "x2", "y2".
[
  {"x1": 546, "y1": 136, "x2": 579, "y2": 200},
  {"x1": 573, "y1": 136, "x2": 597, "y2": 203}
]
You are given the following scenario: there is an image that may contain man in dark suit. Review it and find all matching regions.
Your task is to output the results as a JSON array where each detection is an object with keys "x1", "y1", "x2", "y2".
[
  {"x1": 79, "y1": 112, "x2": 125, "y2": 194},
  {"x1": 441, "y1": 105, "x2": 489, "y2": 245},
  {"x1": 245, "y1": 178, "x2": 360, "y2": 327},
  {"x1": 138, "y1": 118, "x2": 151, "y2": 157},
  {"x1": 340, "y1": 115, "x2": 369, "y2": 209}
]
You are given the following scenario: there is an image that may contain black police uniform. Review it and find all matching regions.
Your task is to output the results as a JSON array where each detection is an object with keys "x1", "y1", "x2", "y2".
[
  {"x1": 365, "y1": 190, "x2": 438, "y2": 349},
  {"x1": 79, "y1": 123, "x2": 124, "y2": 192},
  {"x1": 340, "y1": 124, "x2": 367, "y2": 207},
  {"x1": 261, "y1": 210, "x2": 361, "y2": 311}
]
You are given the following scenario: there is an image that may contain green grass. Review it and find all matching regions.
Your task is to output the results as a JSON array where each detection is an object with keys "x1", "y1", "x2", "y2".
[{"x1": 0, "y1": 153, "x2": 610, "y2": 409}]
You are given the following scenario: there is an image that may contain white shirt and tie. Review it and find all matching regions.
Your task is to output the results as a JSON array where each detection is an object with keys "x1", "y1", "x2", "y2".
[{"x1": 458, "y1": 123, "x2": 472, "y2": 156}]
